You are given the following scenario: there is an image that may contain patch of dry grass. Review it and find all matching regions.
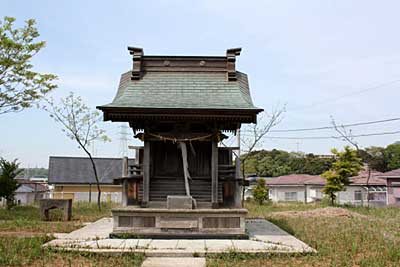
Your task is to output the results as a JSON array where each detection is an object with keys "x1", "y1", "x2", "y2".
[
  {"x1": 0, "y1": 235, "x2": 144, "y2": 267},
  {"x1": 0, "y1": 202, "x2": 114, "y2": 234},
  {"x1": 208, "y1": 202, "x2": 400, "y2": 267},
  {"x1": 0, "y1": 203, "x2": 144, "y2": 266}
]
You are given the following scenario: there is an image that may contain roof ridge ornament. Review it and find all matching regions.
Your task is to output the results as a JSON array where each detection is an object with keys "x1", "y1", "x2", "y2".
[
  {"x1": 226, "y1": 48, "x2": 242, "y2": 81},
  {"x1": 128, "y1": 47, "x2": 144, "y2": 80}
]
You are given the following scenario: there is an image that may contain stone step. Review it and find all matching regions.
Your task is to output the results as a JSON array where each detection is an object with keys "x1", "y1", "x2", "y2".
[{"x1": 141, "y1": 257, "x2": 206, "y2": 267}]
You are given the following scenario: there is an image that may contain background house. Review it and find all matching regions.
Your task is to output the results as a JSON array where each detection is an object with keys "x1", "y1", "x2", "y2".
[
  {"x1": 48, "y1": 156, "x2": 133, "y2": 203},
  {"x1": 14, "y1": 179, "x2": 48, "y2": 205},
  {"x1": 337, "y1": 170, "x2": 386, "y2": 207},
  {"x1": 0, "y1": 179, "x2": 48, "y2": 206},
  {"x1": 379, "y1": 169, "x2": 400, "y2": 206},
  {"x1": 265, "y1": 174, "x2": 325, "y2": 203},
  {"x1": 262, "y1": 170, "x2": 387, "y2": 206}
]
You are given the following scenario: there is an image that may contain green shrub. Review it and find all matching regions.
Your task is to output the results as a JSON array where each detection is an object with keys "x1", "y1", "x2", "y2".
[{"x1": 252, "y1": 178, "x2": 269, "y2": 205}]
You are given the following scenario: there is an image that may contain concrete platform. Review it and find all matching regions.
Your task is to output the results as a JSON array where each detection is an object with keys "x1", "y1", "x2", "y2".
[{"x1": 45, "y1": 218, "x2": 315, "y2": 256}]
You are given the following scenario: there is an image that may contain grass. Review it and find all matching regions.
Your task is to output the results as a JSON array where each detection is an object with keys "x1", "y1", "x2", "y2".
[
  {"x1": 0, "y1": 202, "x2": 144, "y2": 266},
  {"x1": 208, "y1": 201, "x2": 400, "y2": 267},
  {"x1": 2, "y1": 201, "x2": 400, "y2": 266},
  {"x1": 0, "y1": 235, "x2": 144, "y2": 267},
  {"x1": 0, "y1": 202, "x2": 114, "y2": 233},
  {"x1": 245, "y1": 200, "x2": 330, "y2": 218}
]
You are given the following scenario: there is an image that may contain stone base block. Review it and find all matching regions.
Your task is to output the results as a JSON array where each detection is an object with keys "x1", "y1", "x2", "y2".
[
  {"x1": 167, "y1": 196, "x2": 193, "y2": 209},
  {"x1": 110, "y1": 207, "x2": 248, "y2": 239}
]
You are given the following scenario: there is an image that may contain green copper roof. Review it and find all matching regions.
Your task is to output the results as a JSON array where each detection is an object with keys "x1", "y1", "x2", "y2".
[{"x1": 99, "y1": 71, "x2": 261, "y2": 110}]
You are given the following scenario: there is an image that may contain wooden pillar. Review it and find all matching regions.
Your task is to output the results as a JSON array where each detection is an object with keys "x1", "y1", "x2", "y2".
[
  {"x1": 236, "y1": 126, "x2": 243, "y2": 208},
  {"x1": 211, "y1": 140, "x2": 219, "y2": 208},
  {"x1": 142, "y1": 140, "x2": 150, "y2": 207},
  {"x1": 121, "y1": 157, "x2": 129, "y2": 206},
  {"x1": 234, "y1": 155, "x2": 242, "y2": 208}
]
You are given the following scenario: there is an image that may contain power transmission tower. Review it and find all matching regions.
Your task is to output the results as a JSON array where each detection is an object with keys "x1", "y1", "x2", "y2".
[
  {"x1": 118, "y1": 124, "x2": 130, "y2": 157},
  {"x1": 295, "y1": 141, "x2": 301, "y2": 152},
  {"x1": 90, "y1": 140, "x2": 97, "y2": 156}
]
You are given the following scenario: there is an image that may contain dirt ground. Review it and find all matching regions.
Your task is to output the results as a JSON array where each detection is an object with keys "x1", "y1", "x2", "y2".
[{"x1": 269, "y1": 207, "x2": 364, "y2": 218}]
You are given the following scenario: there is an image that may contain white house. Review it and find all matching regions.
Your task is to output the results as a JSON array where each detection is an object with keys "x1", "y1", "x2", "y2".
[
  {"x1": 265, "y1": 174, "x2": 325, "y2": 203},
  {"x1": 337, "y1": 171, "x2": 386, "y2": 207},
  {"x1": 379, "y1": 169, "x2": 400, "y2": 206},
  {"x1": 14, "y1": 180, "x2": 48, "y2": 205},
  {"x1": 263, "y1": 170, "x2": 387, "y2": 206}
]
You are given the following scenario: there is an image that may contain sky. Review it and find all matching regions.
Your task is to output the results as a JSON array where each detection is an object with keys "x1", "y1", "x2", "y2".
[{"x1": 1, "y1": 0, "x2": 400, "y2": 168}]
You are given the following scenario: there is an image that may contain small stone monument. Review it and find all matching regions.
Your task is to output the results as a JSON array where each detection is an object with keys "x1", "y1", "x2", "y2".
[{"x1": 39, "y1": 199, "x2": 72, "y2": 221}]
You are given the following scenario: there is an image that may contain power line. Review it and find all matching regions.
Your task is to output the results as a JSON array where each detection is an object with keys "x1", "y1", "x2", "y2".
[
  {"x1": 241, "y1": 130, "x2": 400, "y2": 140},
  {"x1": 287, "y1": 79, "x2": 400, "y2": 112},
  {"x1": 241, "y1": 117, "x2": 400, "y2": 133}
]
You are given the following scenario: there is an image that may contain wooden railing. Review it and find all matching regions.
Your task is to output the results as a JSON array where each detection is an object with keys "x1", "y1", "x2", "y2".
[
  {"x1": 128, "y1": 163, "x2": 143, "y2": 178},
  {"x1": 218, "y1": 164, "x2": 236, "y2": 180}
]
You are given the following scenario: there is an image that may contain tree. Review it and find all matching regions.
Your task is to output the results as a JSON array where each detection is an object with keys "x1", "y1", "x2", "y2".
[
  {"x1": 331, "y1": 117, "x2": 360, "y2": 151},
  {"x1": 241, "y1": 149, "x2": 333, "y2": 177},
  {"x1": 236, "y1": 105, "x2": 285, "y2": 204},
  {"x1": 302, "y1": 154, "x2": 334, "y2": 175},
  {"x1": 385, "y1": 143, "x2": 400, "y2": 170},
  {"x1": 359, "y1": 147, "x2": 387, "y2": 172},
  {"x1": 322, "y1": 147, "x2": 362, "y2": 205},
  {"x1": 43, "y1": 92, "x2": 110, "y2": 210},
  {"x1": 0, "y1": 16, "x2": 57, "y2": 114},
  {"x1": 357, "y1": 143, "x2": 400, "y2": 173},
  {"x1": 17, "y1": 167, "x2": 48, "y2": 178},
  {"x1": 240, "y1": 106, "x2": 286, "y2": 175},
  {"x1": 252, "y1": 178, "x2": 269, "y2": 205},
  {"x1": 331, "y1": 117, "x2": 373, "y2": 206},
  {"x1": 0, "y1": 158, "x2": 22, "y2": 209},
  {"x1": 241, "y1": 106, "x2": 286, "y2": 157}
]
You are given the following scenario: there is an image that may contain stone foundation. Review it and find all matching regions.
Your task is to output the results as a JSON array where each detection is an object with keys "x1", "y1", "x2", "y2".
[{"x1": 110, "y1": 207, "x2": 248, "y2": 239}]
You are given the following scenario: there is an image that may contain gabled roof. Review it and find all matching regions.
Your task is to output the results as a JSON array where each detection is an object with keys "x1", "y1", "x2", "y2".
[
  {"x1": 15, "y1": 182, "x2": 48, "y2": 193},
  {"x1": 379, "y1": 168, "x2": 400, "y2": 178},
  {"x1": 265, "y1": 174, "x2": 325, "y2": 186},
  {"x1": 349, "y1": 170, "x2": 386, "y2": 185},
  {"x1": 304, "y1": 176, "x2": 327, "y2": 185},
  {"x1": 48, "y1": 156, "x2": 134, "y2": 185},
  {"x1": 97, "y1": 48, "x2": 263, "y2": 124},
  {"x1": 264, "y1": 170, "x2": 387, "y2": 187},
  {"x1": 100, "y1": 71, "x2": 259, "y2": 110}
]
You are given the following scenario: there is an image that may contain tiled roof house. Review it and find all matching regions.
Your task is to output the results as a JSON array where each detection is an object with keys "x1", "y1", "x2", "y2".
[
  {"x1": 379, "y1": 168, "x2": 400, "y2": 205},
  {"x1": 263, "y1": 170, "x2": 387, "y2": 206}
]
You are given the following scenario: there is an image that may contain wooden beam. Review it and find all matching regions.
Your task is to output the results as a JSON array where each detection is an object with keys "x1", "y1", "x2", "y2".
[
  {"x1": 128, "y1": 145, "x2": 144, "y2": 150},
  {"x1": 142, "y1": 140, "x2": 150, "y2": 207},
  {"x1": 128, "y1": 47, "x2": 143, "y2": 80},
  {"x1": 211, "y1": 140, "x2": 219, "y2": 208},
  {"x1": 226, "y1": 48, "x2": 241, "y2": 81},
  {"x1": 234, "y1": 155, "x2": 242, "y2": 208}
]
